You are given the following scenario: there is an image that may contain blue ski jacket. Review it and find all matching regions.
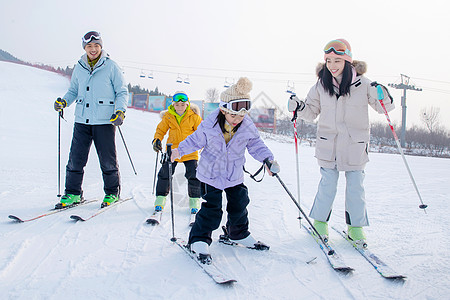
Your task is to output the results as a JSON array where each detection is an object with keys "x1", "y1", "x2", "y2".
[{"x1": 63, "y1": 50, "x2": 128, "y2": 125}]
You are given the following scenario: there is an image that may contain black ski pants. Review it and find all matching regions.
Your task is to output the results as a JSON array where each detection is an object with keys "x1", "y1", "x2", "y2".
[
  {"x1": 155, "y1": 159, "x2": 201, "y2": 198},
  {"x1": 188, "y1": 183, "x2": 250, "y2": 245},
  {"x1": 65, "y1": 123, "x2": 120, "y2": 196}
]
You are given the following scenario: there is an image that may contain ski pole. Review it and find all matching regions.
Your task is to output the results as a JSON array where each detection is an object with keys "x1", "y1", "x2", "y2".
[
  {"x1": 293, "y1": 113, "x2": 302, "y2": 226},
  {"x1": 371, "y1": 82, "x2": 428, "y2": 212},
  {"x1": 117, "y1": 126, "x2": 137, "y2": 175},
  {"x1": 166, "y1": 143, "x2": 176, "y2": 242},
  {"x1": 264, "y1": 159, "x2": 334, "y2": 255},
  {"x1": 57, "y1": 110, "x2": 63, "y2": 198},
  {"x1": 152, "y1": 151, "x2": 159, "y2": 195}
]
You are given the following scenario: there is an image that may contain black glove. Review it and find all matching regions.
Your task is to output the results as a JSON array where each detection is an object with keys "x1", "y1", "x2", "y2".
[
  {"x1": 110, "y1": 110, "x2": 125, "y2": 126},
  {"x1": 54, "y1": 98, "x2": 67, "y2": 111},
  {"x1": 288, "y1": 95, "x2": 305, "y2": 112},
  {"x1": 152, "y1": 138, "x2": 162, "y2": 152}
]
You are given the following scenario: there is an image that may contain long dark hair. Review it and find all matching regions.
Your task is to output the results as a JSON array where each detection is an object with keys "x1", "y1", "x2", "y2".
[
  {"x1": 318, "y1": 60, "x2": 353, "y2": 97},
  {"x1": 214, "y1": 109, "x2": 242, "y2": 133}
]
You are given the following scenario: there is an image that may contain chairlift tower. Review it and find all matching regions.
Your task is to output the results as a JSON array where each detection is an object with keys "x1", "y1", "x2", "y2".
[{"x1": 388, "y1": 74, "x2": 422, "y2": 148}]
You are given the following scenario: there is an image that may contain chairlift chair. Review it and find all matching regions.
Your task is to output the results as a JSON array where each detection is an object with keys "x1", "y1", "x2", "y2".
[
  {"x1": 286, "y1": 80, "x2": 295, "y2": 94},
  {"x1": 184, "y1": 75, "x2": 190, "y2": 84},
  {"x1": 148, "y1": 71, "x2": 154, "y2": 79},
  {"x1": 176, "y1": 74, "x2": 183, "y2": 83},
  {"x1": 224, "y1": 77, "x2": 233, "y2": 88},
  {"x1": 139, "y1": 70, "x2": 146, "y2": 78}
]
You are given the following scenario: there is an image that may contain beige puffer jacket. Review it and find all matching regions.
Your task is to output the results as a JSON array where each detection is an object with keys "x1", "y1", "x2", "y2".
[{"x1": 298, "y1": 61, "x2": 395, "y2": 171}]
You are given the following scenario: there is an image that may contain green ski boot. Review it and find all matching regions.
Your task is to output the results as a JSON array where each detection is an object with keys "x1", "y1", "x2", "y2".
[
  {"x1": 55, "y1": 194, "x2": 82, "y2": 209},
  {"x1": 189, "y1": 197, "x2": 200, "y2": 214},
  {"x1": 313, "y1": 220, "x2": 329, "y2": 242},
  {"x1": 348, "y1": 226, "x2": 367, "y2": 249},
  {"x1": 154, "y1": 195, "x2": 166, "y2": 211},
  {"x1": 101, "y1": 194, "x2": 119, "y2": 208}
]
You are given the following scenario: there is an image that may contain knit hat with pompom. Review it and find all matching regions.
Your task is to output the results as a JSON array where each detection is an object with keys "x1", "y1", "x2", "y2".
[{"x1": 219, "y1": 77, "x2": 253, "y2": 116}]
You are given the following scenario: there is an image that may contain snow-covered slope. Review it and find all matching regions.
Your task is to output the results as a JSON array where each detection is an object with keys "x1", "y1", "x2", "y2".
[{"x1": 0, "y1": 61, "x2": 449, "y2": 299}]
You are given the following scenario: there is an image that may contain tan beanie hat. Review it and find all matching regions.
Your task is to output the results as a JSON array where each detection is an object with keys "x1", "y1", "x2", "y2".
[{"x1": 219, "y1": 77, "x2": 253, "y2": 115}]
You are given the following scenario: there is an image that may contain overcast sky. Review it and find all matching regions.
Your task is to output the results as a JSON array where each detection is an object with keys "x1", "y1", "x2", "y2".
[{"x1": 1, "y1": 0, "x2": 450, "y2": 129}]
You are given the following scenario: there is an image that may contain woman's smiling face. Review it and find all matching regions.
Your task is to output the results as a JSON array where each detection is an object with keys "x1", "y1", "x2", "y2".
[{"x1": 326, "y1": 57, "x2": 345, "y2": 78}]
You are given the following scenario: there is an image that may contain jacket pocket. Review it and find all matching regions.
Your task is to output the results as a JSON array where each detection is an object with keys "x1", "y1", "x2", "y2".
[
  {"x1": 197, "y1": 157, "x2": 221, "y2": 180},
  {"x1": 347, "y1": 141, "x2": 369, "y2": 166},
  {"x1": 227, "y1": 157, "x2": 245, "y2": 182},
  {"x1": 96, "y1": 98, "x2": 115, "y2": 121},
  {"x1": 315, "y1": 134, "x2": 336, "y2": 161},
  {"x1": 74, "y1": 98, "x2": 84, "y2": 118}
]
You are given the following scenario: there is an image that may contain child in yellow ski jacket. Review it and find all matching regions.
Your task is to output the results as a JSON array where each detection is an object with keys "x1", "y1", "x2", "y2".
[{"x1": 152, "y1": 92, "x2": 202, "y2": 214}]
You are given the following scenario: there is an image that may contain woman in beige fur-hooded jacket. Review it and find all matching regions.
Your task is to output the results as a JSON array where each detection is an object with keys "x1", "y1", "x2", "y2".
[
  {"x1": 299, "y1": 59, "x2": 394, "y2": 171},
  {"x1": 288, "y1": 39, "x2": 395, "y2": 246}
]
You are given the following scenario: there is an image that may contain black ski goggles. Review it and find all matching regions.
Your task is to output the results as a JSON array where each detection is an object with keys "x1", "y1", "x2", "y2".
[
  {"x1": 82, "y1": 31, "x2": 101, "y2": 44},
  {"x1": 220, "y1": 99, "x2": 251, "y2": 113},
  {"x1": 172, "y1": 93, "x2": 189, "y2": 102}
]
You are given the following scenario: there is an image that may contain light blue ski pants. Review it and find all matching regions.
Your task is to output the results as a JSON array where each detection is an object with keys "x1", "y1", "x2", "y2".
[{"x1": 309, "y1": 167, "x2": 369, "y2": 227}]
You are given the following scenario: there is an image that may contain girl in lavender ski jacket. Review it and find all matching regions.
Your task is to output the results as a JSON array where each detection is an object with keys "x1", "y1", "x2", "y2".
[{"x1": 171, "y1": 77, "x2": 279, "y2": 263}]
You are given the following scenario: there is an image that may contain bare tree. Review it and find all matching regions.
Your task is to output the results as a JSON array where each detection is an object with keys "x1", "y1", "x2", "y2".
[
  {"x1": 205, "y1": 88, "x2": 220, "y2": 102},
  {"x1": 420, "y1": 106, "x2": 441, "y2": 133}
]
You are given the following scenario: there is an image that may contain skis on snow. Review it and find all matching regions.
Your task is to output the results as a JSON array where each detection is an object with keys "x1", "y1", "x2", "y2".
[
  {"x1": 8, "y1": 199, "x2": 99, "y2": 223},
  {"x1": 303, "y1": 223, "x2": 405, "y2": 279},
  {"x1": 70, "y1": 197, "x2": 133, "y2": 222},
  {"x1": 173, "y1": 238, "x2": 237, "y2": 284},
  {"x1": 303, "y1": 224, "x2": 354, "y2": 273},
  {"x1": 218, "y1": 226, "x2": 270, "y2": 250},
  {"x1": 146, "y1": 210, "x2": 163, "y2": 225},
  {"x1": 146, "y1": 210, "x2": 197, "y2": 227},
  {"x1": 332, "y1": 226, "x2": 406, "y2": 280}
]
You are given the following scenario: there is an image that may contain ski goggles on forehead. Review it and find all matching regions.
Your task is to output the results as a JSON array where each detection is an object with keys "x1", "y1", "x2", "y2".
[
  {"x1": 172, "y1": 93, "x2": 189, "y2": 102},
  {"x1": 324, "y1": 40, "x2": 352, "y2": 58},
  {"x1": 220, "y1": 99, "x2": 252, "y2": 113},
  {"x1": 82, "y1": 31, "x2": 101, "y2": 43}
]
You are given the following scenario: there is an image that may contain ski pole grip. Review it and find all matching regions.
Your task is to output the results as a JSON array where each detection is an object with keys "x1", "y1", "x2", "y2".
[
  {"x1": 263, "y1": 158, "x2": 271, "y2": 168},
  {"x1": 376, "y1": 85, "x2": 384, "y2": 101},
  {"x1": 371, "y1": 81, "x2": 384, "y2": 101},
  {"x1": 166, "y1": 143, "x2": 172, "y2": 158}
]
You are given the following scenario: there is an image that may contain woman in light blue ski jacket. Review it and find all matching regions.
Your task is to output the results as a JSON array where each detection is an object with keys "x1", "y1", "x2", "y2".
[
  {"x1": 177, "y1": 108, "x2": 273, "y2": 190},
  {"x1": 63, "y1": 50, "x2": 128, "y2": 125}
]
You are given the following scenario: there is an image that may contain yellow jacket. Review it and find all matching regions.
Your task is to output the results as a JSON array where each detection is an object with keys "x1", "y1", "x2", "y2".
[{"x1": 154, "y1": 103, "x2": 202, "y2": 162}]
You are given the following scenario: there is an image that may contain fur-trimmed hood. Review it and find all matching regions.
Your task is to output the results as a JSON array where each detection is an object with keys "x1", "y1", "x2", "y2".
[
  {"x1": 315, "y1": 60, "x2": 367, "y2": 77},
  {"x1": 159, "y1": 102, "x2": 201, "y2": 119}
]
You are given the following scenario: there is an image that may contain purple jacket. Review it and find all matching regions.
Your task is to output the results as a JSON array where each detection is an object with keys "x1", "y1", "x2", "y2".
[{"x1": 177, "y1": 108, "x2": 274, "y2": 190}]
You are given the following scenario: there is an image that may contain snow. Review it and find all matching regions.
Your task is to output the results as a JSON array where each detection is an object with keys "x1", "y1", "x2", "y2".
[{"x1": 1, "y1": 61, "x2": 449, "y2": 299}]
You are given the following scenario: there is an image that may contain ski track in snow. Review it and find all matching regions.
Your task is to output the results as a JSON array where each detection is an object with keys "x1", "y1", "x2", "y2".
[
  {"x1": 1, "y1": 61, "x2": 450, "y2": 299},
  {"x1": 0, "y1": 239, "x2": 31, "y2": 279}
]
